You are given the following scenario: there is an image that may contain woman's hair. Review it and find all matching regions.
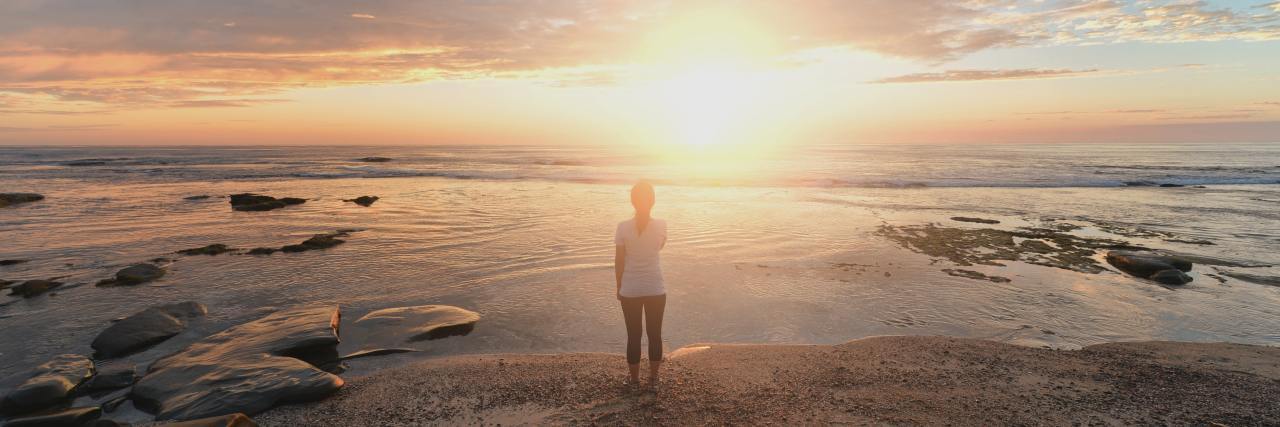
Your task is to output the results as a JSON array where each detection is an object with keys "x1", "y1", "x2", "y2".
[{"x1": 631, "y1": 180, "x2": 655, "y2": 212}]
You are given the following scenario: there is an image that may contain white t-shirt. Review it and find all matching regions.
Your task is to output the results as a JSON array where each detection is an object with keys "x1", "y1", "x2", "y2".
[{"x1": 615, "y1": 218, "x2": 667, "y2": 297}]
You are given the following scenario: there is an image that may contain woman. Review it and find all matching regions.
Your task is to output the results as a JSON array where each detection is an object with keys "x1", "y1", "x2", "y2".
[{"x1": 615, "y1": 181, "x2": 667, "y2": 389}]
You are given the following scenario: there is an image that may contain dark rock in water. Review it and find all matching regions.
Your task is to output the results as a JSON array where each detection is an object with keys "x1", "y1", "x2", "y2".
[
  {"x1": 8, "y1": 280, "x2": 63, "y2": 297},
  {"x1": 356, "y1": 157, "x2": 392, "y2": 162},
  {"x1": 131, "y1": 306, "x2": 344, "y2": 420},
  {"x1": 84, "y1": 363, "x2": 137, "y2": 392},
  {"x1": 3, "y1": 406, "x2": 102, "y2": 426},
  {"x1": 228, "y1": 194, "x2": 306, "y2": 212},
  {"x1": 246, "y1": 248, "x2": 277, "y2": 256},
  {"x1": 64, "y1": 159, "x2": 109, "y2": 166},
  {"x1": 344, "y1": 196, "x2": 379, "y2": 207},
  {"x1": 0, "y1": 259, "x2": 27, "y2": 266},
  {"x1": 184, "y1": 195, "x2": 212, "y2": 200},
  {"x1": 1105, "y1": 251, "x2": 1193, "y2": 285},
  {"x1": 1123, "y1": 181, "x2": 1156, "y2": 187},
  {"x1": 177, "y1": 244, "x2": 235, "y2": 256},
  {"x1": 1165, "y1": 238, "x2": 1215, "y2": 246},
  {"x1": 0, "y1": 354, "x2": 94, "y2": 414},
  {"x1": 1159, "y1": 183, "x2": 1185, "y2": 188},
  {"x1": 165, "y1": 413, "x2": 259, "y2": 427},
  {"x1": 950, "y1": 217, "x2": 1000, "y2": 225},
  {"x1": 0, "y1": 193, "x2": 44, "y2": 208},
  {"x1": 280, "y1": 233, "x2": 346, "y2": 253},
  {"x1": 878, "y1": 224, "x2": 1139, "y2": 274},
  {"x1": 941, "y1": 269, "x2": 1012, "y2": 283},
  {"x1": 97, "y1": 263, "x2": 165, "y2": 287},
  {"x1": 339, "y1": 305, "x2": 479, "y2": 357},
  {"x1": 91, "y1": 302, "x2": 208, "y2": 359}
]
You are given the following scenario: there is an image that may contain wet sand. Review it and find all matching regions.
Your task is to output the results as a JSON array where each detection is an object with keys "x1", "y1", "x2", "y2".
[{"x1": 259, "y1": 336, "x2": 1280, "y2": 425}]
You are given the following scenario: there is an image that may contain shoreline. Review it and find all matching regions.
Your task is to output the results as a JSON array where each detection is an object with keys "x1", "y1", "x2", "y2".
[{"x1": 259, "y1": 335, "x2": 1280, "y2": 425}]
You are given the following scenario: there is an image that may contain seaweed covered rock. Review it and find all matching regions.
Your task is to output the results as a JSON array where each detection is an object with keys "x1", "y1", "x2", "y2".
[
  {"x1": 131, "y1": 306, "x2": 344, "y2": 420},
  {"x1": 91, "y1": 302, "x2": 208, "y2": 358},
  {"x1": 177, "y1": 244, "x2": 236, "y2": 256},
  {"x1": 228, "y1": 194, "x2": 305, "y2": 212},
  {"x1": 0, "y1": 193, "x2": 44, "y2": 208},
  {"x1": 0, "y1": 354, "x2": 94, "y2": 414},
  {"x1": 1105, "y1": 251, "x2": 1193, "y2": 285},
  {"x1": 97, "y1": 263, "x2": 165, "y2": 287},
  {"x1": 280, "y1": 233, "x2": 346, "y2": 253}
]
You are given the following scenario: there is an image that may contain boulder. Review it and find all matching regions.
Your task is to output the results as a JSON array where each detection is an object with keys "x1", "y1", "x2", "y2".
[
  {"x1": 339, "y1": 305, "x2": 479, "y2": 356},
  {"x1": 280, "y1": 233, "x2": 345, "y2": 253},
  {"x1": 0, "y1": 193, "x2": 44, "y2": 208},
  {"x1": 177, "y1": 244, "x2": 235, "y2": 256},
  {"x1": 228, "y1": 194, "x2": 306, "y2": 212},
  {"x1": 98, "y1": 264, "x2": 165, "y2": 287},
  {"x1": 950, "y1": 216, "x2": 1000, "y2": 225},
  {"x1": 344, "y1": 196, "x2": 379, "y2": 207},
  {"x1": 131, "y1": 306, "x2": 344, "y2": 420},
  {"x1": 84, "y1": 363, "x2": 137, "y2": 392},
  {"x1": 8, "y1": 280, "x2": 63, "y2": 298},
  {"x1": 3, "y1": 406, "x2": 101, "y2": 427},
  {"x1": 355, "y1": 157, "x2": 392, "y2": 163},
  {"x1": 1105, "y1": 250, "x2": 1194, "y2": 285},
  {"x1": 0, "y1": 354, "x2": 94, "y2": 414},
  {"x1": 91, "y1": 302, "x2": 208, "y2": 358},
  {"x1": 164, "y1": 413, "x2": 259, "y2": 427}
]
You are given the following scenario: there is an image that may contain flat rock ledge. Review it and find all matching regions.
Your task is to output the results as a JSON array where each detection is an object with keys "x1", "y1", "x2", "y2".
[
  {"x1": 339, "y1": 305, "x2": 480, "y2": 357},
  {"x1": 228, "y1": 194, "x2": 306, "y2": 212},
  {"x1": 131, "y1": 305, "x2": 344, "y2": 421},
  {"x1": 0, "y1": 354, "x2": 94, "y2": 414}
]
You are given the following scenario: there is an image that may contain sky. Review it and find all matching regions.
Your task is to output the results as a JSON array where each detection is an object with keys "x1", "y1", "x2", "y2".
[{"x1": 1, "y1": 0, "x2": 1278, "y2": 147}]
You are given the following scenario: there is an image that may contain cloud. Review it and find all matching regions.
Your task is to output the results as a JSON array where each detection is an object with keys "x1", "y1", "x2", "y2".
[
  {"x1": 870, "y1": 68, "x2": 1098, "y2": 84},
  {"x1": 168, "y1": 98, "x2": 290, "y2": 108},
  {"x1": 350, "y1": 13, "x2": 376, "y2": 19}
]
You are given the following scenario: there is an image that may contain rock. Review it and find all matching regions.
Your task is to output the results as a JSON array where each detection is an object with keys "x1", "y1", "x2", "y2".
[
  {"x1": 941, "y1": 269, "x2": 1012, "y2": 283},
  {"x1": 344, "y1": 196, "x2": 379, "y2": 207},
  {"x1": 0, "y1": 259, "x2": 27, "y2": 266},
  {"x1": 355, "y1": 157, "x2": 392, "y2": 163},
  {"x1": 0, "y1": 354, "x2": 94, "y2": 414},
  {"x1": 1222, "y1": 272, "x2": 1280, "y2": 287},
  {"x1": 950, "y1": 216, "x2": 1000, "y2": 224},
  {"x1": 84, "y1": 364, "x2": 137, "y2": 391},
  {"x1": 246, "y1": 248, "x2": 277, "y2": 256},
  {"x1": 184, "y1": 195, "x2": 212, "y2": 200},
  {"x1": 163, "y1": 413, "x2": 259, "y2": 427},
  {"x1": 131, "y1": 306, "x2": 344, "y2": 420},
  {"x1": 228, "y1": 194, "x2": 306, "y2": 212},
  {"x1": 97, "y1": 264, "x2": 165, "y2": 287},
  {"x1": 280, "y1": 233, "x2": 345, "y2": 253},
  {"x1": 3, "y1": 406, "x2": 102, "y2": 427},
  {"x1": 0, "y1": 193, "x2": 44, "y2": 208},
  {"x1": 339, "y1": 305, "x2": 479, "y2": 356},
  {"x1": 91, "y1": 302, "x2": 208, "y2": 358},
  {"x1": 0, "y1": 279, "x2": 13, "y2": 289},
  {"x1": 1105, "y1": 251, "x2": 1193, "y2": 285},
  {"x1": 8, "y1": 280, "x2": 63, "y2": 297},
  {"x1": 177, "y1": 244, "x2": 235, "y2": 256},
  {"x1": 1159, "y1": 183, "x2": 1185, "y2": 188}
]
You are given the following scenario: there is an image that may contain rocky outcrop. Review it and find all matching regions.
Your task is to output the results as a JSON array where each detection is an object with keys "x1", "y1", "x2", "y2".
[
  {"x1": 950, "y1": 217, "x2": 1000, "y2": 224},
  {"x1": 228, "y1": 194, "x2": 306, "y2": 212},
  {"x1": 0, "y1": 193, "x2": 44, "y2": 208},
  {"x1": 91, "y1": 302, "x2": 208, "y2": 358},
  {"x1": 344, "y1": 196, "x2": 379, "y2": 207},
  {"x1": 339, "y1": 305, "x2": 480, "y2": 357},
  {"x1": 1105, "y1": 251, "x2": 1193, "y2": 285},
  {"x1": 165, "y1": 413, "x2": 260, "y2": 427},
  {"x1": 177, "y1": 244, "x2": 236, "y2": 256},
  {"x1": 3, "y1": 406, "x2": 102, "y2": 426},
  {"x1": 356, "y1": 157, "x2": 392, "y2": 163},
  {"x1": 0, "y1": 354, "x2": 94, "y2": 414},
  {"x1": 8, "y1": 280, "x2": 63, "y2": 298},
  {"x1": 97, "y1": 263, "x2": 166, "y2": 287},
  {"x1": 131, "y1": 306, "x2": 344, "y2": 420}
]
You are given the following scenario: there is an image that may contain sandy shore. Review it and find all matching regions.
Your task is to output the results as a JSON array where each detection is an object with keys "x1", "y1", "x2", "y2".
[{"x1": 259, "y1": 336, "x2": 1280, "y2": 425}]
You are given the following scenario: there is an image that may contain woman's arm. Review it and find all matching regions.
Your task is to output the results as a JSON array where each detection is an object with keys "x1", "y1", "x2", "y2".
[{"x1": 615, "y1": 244, "x2": 626, "y2": 300}]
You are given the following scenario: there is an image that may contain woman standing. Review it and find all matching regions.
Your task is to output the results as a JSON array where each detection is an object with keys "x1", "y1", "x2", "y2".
[{"x1": 615, "y1": 181, "x2": 667, "y2": 390}]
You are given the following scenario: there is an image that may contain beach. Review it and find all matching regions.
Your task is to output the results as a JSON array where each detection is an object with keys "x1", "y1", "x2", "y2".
[{"x1": 258, "y1": 336, "x2": 1280, "y2": 426}]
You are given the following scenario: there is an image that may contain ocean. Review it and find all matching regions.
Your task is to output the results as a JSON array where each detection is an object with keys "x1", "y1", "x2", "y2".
[{"x1": 2, "y1": 143, "x2": 1279, "y2": 380}]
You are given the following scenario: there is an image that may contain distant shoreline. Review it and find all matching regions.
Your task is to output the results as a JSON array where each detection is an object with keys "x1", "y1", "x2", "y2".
[{"x1": 259, "y1": 336, "x2": 1280, "y2": 425}]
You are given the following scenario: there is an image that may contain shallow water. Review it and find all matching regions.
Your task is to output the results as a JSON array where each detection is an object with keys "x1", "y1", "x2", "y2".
[{"x1": 1, "y1": 144, "x2": 1279, "y2": 381}]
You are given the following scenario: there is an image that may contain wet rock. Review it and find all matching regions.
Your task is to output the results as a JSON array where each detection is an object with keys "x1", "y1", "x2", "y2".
[
  {"x1": 0, "y1": 193, "x2": 44, "y2": 208},
  {"x1": 177, "y1": 244, "x2": 235, "y2": 256},
  {"x1": 0, "y1": 259, "x2": 27, "y2": 266},
  {"x1": 280, "y1": 233, "x2": 346, "y2": 253},
  {"x1": 183, "y1": 195, "x2": 212, "y2": 200},
  {"x1": 97, "y1": 264, "x2": 165, "y2": 287},
  {"x1": 1159, "y1": 183, "x2": 1185, "y2": 188},
  {"x1": 356, "y1": 157, "x2": 392, "y2": 163},
  {"x1": 228, "y1": 194, "x2": 306, "y2": 212},
  {"x1": 941, "y1": 269, "x2": 1012, "y2": 283},
  {"x1": 340, "y1": 305, "x2": 479, "y2": 356},
  {"x1": 950, "y1": 217, "x2": 1000, "y2": 224},
  {"x1": 246, "y1": 248, "x2": 277, "y2": 256},
  {"x1": 131, "y1": 306, "x2": 344, "y2": 420},
  {"x1": 1222, "y1": 272, "x2": 1280, "y2": 287},
  {"x1": 0, "y1": 354, "x2": 94, "y2": 414},
  {"x1": 878, "y1": 224, "x2": 1139, "y2": 274},
  {"x1": 84, "y1": 364, "x2": 137, "y2": 392},
  {"x1": 1105, "y1": 251, "x2": 1193, "y2": 285},
  {"x1": 1164, "y1": 238, "x2": 1215, "y2": 246},
  {"x1": 344, "y1": 196, "x2": 379, "y2": 207},
  {"x1": 3, "y1": 406, "x2": 101, "y2": 426},
  {"x1": 1123, "y1": 181, "x2": 1156, "y2": 187},
  {"x1": 8, "y1": 280, "x2": 63, "y2": 298},
  {"x1": 64, "y1": 159, "x2": 111, "y2": 166},
  {"x1": 164, "y1": 413, "x2": 259, "y2": 427},
  {"x1": 91, "y1": 302, "x2": 208, "y2": 358}
]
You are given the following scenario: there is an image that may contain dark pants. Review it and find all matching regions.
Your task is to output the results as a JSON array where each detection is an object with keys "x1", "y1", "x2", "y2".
[{"x1": 620, "y1": 294, "x2": 666, "y2": 365}]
